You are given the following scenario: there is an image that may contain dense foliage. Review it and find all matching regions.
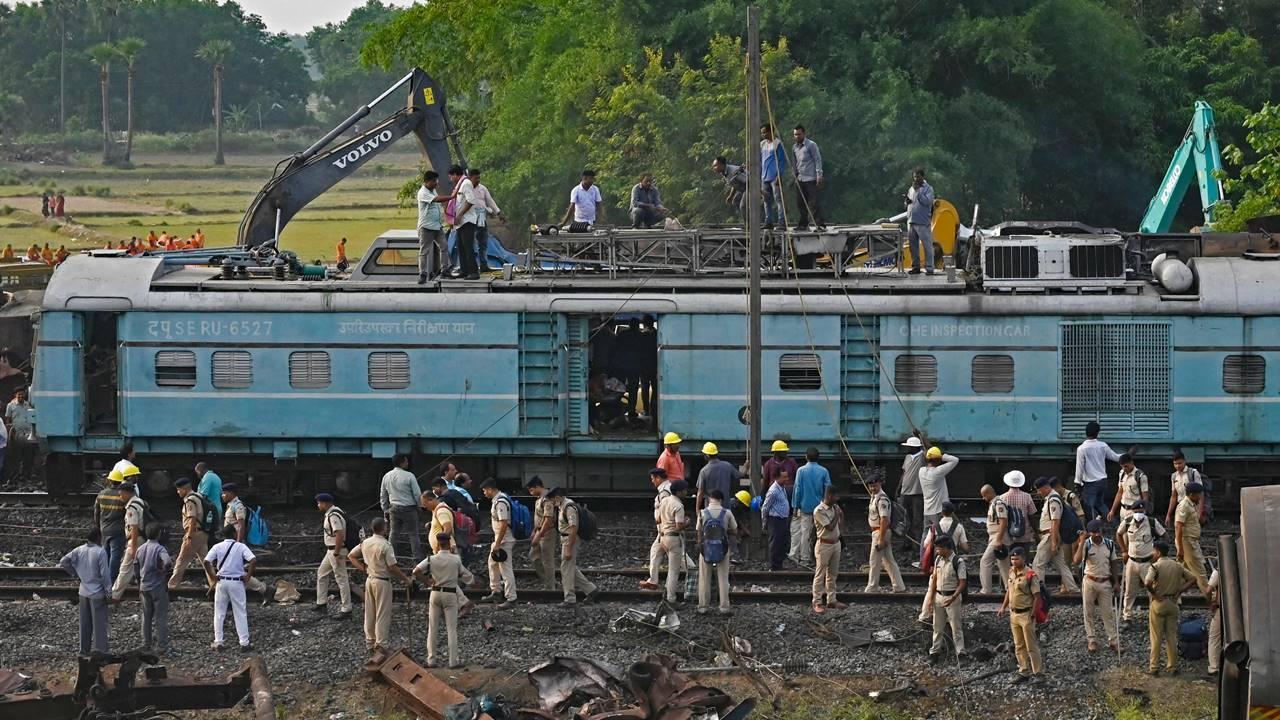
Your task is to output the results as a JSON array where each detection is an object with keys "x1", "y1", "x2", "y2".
[{"x1": 305, "y1": 0, "x2": 402, "y2": 126}]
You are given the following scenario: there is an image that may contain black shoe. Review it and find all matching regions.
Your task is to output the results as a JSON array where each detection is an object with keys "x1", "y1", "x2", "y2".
[
  {"x1": 239, "y1": 644, "x2": 255, "y2": 654},
  {"x1": 582, "y1": 588, "x2": 601, "y2": 604},
  {"x1": 312, "y1": 604, "x2": 327, "y2": 614},
  {"x1": 1013, "y1": 673, "x2": 1030, "y2": 684},
  {"x1": 336, "y1": 610, "x2": 352, "y2": 620},
  {"x1": 465, "y1": 274, "x2": 480, "y2": 280},
  {"x1": 478, "y1": 265, "x2": 491, "y2": 273},
  {"x1": 417, "y1": 274, "x2": 427, "y2": 284},
  {"x1": 480, "y1": 592, "x2": 502, "y2": 604},
  {"x1": 909, "y1": 268, "x2": 922, "y2": 275}
]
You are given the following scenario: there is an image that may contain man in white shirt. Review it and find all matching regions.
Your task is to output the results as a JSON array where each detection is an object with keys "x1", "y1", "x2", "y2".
[
  {"x1": 1074, "y1": 421, "x2": 1120, "y2": 523},
  {"x1": 203, "y1": 525, "x2": 258, "y2": 652},
  {"x1": 563, "y1": 170, "x2": 603, "y2": 228},
  {"x1": 466, "y1": 168, "x2": 506, "y2": 273},
  {"x1": 415, "y1": 171, "x2": 448, "y2": 283},
  {"x1": 451, "y1": 171, "x2": 481, "y2": 279},
  {"x1": 918, "y1": 447, "x2": 959, "y2": 547},
  {"x1": 379, "y1": 454, "x2": 422, "y2": 562}
]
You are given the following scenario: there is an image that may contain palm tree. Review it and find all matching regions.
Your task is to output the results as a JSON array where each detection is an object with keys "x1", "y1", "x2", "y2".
[
  {"x1": 87, "y1": 42, "x2": 116, "y2": 165},
  {"x1": 115, "y1": 37, "x2": 145, "y2": 163},
  {"x1": 195, "y1": 39, "x2": 233, "y2": 166}
]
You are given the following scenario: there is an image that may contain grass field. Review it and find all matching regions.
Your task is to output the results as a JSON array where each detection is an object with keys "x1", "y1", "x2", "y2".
[{"x1": 0, "y1": 150, "x2": 424, "y2": 263}]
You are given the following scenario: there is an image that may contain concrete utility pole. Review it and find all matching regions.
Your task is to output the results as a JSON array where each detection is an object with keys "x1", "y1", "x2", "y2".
[{"x1": 745, "y1": 5, "x2": 763, "y2": 496}]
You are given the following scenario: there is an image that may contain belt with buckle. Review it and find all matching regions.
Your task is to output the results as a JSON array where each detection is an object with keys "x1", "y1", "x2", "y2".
[
  {"x1": 1086, "y1": 574, "x2": 1110, "y2": 583},
  {"x1": 1011, "y1": 606, "x2": 1032, "y2": 613},
  {"x1": 819, "y1": 538, "x2": 838, "y2": 545},
  {"x1": 1129, "y1": 555, "x2": 1152, "y2": 563},
  {"x1": 218, "y1": 576, "x2": 243, "y2": 582},
  {"x1": 431, "y1": 587, "x2": 456, "y2": 593}
]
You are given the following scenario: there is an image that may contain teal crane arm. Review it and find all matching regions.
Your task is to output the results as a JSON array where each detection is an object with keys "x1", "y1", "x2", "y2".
[{"x1": 1139, "y1": 100, "x2": 1226, "y2": 233}]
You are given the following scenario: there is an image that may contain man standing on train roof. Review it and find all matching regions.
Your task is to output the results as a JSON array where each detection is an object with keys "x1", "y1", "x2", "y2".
[
  {"x1": 762, "y1": 439, "x2": 797, "y2": 497},
  {"x1": 1074, "y1": 421, "x2": 1120, "y2": 522},
  {"x1": 416, "y1": 170, "x2": 447, "y2": 283},
  {"x1": 696, "y1": 442, "x2": 739, "y2": 515},
  {"x1": 1109, "y1": 453, "x2": 1150, "y2": 524},
  {"x1": 562, "y1": 169, "x2": 603, "y2": 228},
  {"x1": 1033, "y1": 476, "x2": 1082, "y2": 594},
  {"x1": 657, "y1": 432, "x2": 685, "y2": 482},
  {"x1": 864, "y1": 472, "x2": 906, "y2": 593},
  {"x1": 380, "y1": 453, "x2": 422, "y2": 563},
  {"x1": 640, "y1": 467, "x2": 672, "y2": 592},
  {"x1": 898, "y1": 433, "x2": 926, "y2": 557},
  {"x1": 790, "y1": 447, "x2": 830, "y2": 567},
  {"x1": 906, "y1": 167, "x2": 935, "y2": 275},
  {"x1": 629, "y1": 173, "x2": 668, "y2": 229},
  {"x1": 918, "y1": 447, "x2": 958, "y2": 552},
  {"x1": 1175, "y1": 482, "x2": 1211, "y2": 596},
  {"x1": 221, "y1": 484, "x2": 271, "y2": 603},
  {"x1": 1166, "y1": 451, "x2": 1205, "y2": 529},
  {"x1": 196, "y1": 461, "x2": 223, "y2": 522}
]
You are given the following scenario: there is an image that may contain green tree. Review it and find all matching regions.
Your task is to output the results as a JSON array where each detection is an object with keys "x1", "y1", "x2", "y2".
[
  {"x1": 305, "y1": 0, "x2": 403, "y2": 125},
  {"x1": 1215, "y1": 103, "x2": 1280, "y2": 230},
  {"x1": 195, "y1": 39, "x2": 233, "y2": 165},
  {"x1": 114, "y1": 36, "x2": 144, "y2": 163},
  {"x1": 86, "y1": 41, "x2": 115, "y2": 164}
]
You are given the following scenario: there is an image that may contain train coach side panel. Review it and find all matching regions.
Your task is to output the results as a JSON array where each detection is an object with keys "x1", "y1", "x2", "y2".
[
  {"x1": 1171, "y1": 315, "x2": 1280, "y2": 444},
  {"x1": 32, "y1": 311, "x2": 83, "y2": 438},
  {"x1": 116, "y1": 312, "x2": 520, "y2": 440}
]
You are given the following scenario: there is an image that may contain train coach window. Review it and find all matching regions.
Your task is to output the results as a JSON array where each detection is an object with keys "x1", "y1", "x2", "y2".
[
  {"x1": 779, "y1": 353, "x2": 822, "y2": 391},
  {"x1": 368, "y1": 351, "x2": 410, "y2": 389},
  {"x1": 895, "y1": 354, "x2": 937, "y2": 393},
  {"x1": 155, "y1": 351, "x2": 196, "y2": 388},
  {"x1": 1223, "y1": 354, "x2": 1265, "y2": 394},
  {"x1": 971, "y1": 354, "x2": 1014, "y2": 394},
  {"x1": 289, "y1": 351, "x2": 331, "y2": 389},
  {"x1": 211, "y1": 351, "x2": 253, "y2": 389}
]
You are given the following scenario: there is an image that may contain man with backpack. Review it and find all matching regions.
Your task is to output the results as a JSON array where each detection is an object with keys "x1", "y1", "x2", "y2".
[
  {"x1": 547, "y1": 487, "x2": 600, "y2": 606},
  {"x1": 1144, "y1": 540, "x2": 1197, "y2": 675},
  {"x1": 1166, "y1": 451, "x2": 1205, "y2": 529},
  {"x1": 202, "y1": 524, "x2": 259, "y2": 652},
  {"x1": 222, "y1": 484, "x2": 270, "y2": 601},
  {"x1": 1034, "y1": 476, "x2": 1081, "y2": 594},
  {"x1": 313, "y1": 493, "x2": 353, "y2": 619},
  {"x1": 998, "y1": 470, "x2": 1037, "y2": 554},
  {"x1": 1075, "y1": 519, "x2": 1120, "y2": 652},
  {"x1": 1108, "y1": 454, "x2": 1150, "y2": 524},
  {"x1": 421, "y1": 487, "x2": 473, "y2": 613},
  {"x1": 109, "y1": 481, "x2": 149, "y2": 601},
  {"x1": 169, "y1": 478, "x2": 214, "y2": 591},
  {"x1": 655, "y1": 480, "x2": 690, "y2": 604},
  {"x1": 811, "y1": 484, "x2": 845, "y2": 614},
  {"x1": 927, "y1": 534, "x2": 967, "y2": 659},
  {"x1": 979, "y1": 484, "x2": 1012, "y2": 595},
  {"x1": 480, "y1": 479, "x2": 518, "y2": 609},
  {"x1": 918, "y1": 501, "x2": 969, "y2": 622},
  {"x1": 697, "y1": 489, "x2": 737, "y2": 615},
  {"x1": 864, "y1": 473, "x2": 906, "y2": 594},
  {"x1": 998, "y1": 546, "x2": 1043, "y2": 682},
  {"x1": 1116, "y1": 500, "x2": 1165, "y2": 622}
]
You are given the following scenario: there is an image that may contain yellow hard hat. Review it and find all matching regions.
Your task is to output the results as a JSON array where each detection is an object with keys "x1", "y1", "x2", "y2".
[
  {"x1": 702, "y1": 441, "x2": 719, "y2": 455},
  {"x1": 122, "y1": 465, "x2": 141, "y2": 478},
  {"x1": 770, "y1": 440, "x2": 790, "y2": 453},
  {"x1": 663, "y1": 431, "x2": 682, "y2": 445},
  {"x1": 735, "y1": 490, "x2": 752, "y2": 506},
  {"x1": 926, "y1": 446, "x2": 943, "y2": 460},
  {"x1": 107, "y1": 469, "x2": 124, "y2": 483}
]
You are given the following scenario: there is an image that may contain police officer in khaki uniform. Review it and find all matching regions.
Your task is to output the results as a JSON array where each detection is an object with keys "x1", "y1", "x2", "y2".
[
  {"x1": 696, "y1": 489, "x2": 737, "y2": 615},
  {"x1": 413, "y1": 533, "x2": 475, "y2": 668},
  {"x1": 1074, "y1": 519, "x2": 1119, "y2": 652},
  {"x1": 420, "y1": 488, "x2": 472, "y2": 612},
  {"x1": 863, "y1": 474, "x2": 905, "y2": 593},
  {"x1": 1144, "y1": 540, "x2": 1196, "y2": 675},
  {"x1": 1108, "y1": 453, "x2": 1149, "y2": 523},
  {"x1": 1116, "y1": 500, "x2": 1165, "y2": 622},
  {"x1": 928, "y1": 534, "x2": 966, "y2": 659},
  {"x1": 548, "y1": 487, "x2": 599, "y2": 606},
  {"x1": 656, "y1": 480, "x2": 689, "y2": 603},
  {"x1": 525, "y1": 477, "x2": 557, "y2": 589},
  {"x1": 347, "y1": 517, "x2": 410, "y2": 654},
  {"x1": 169, "y1": 478, "x2": 211, "y2": 591},
  {"x1": 1033, "y1": 476, "x2": 1080, "y2": 593},
  {"x1": 640, "y1": 468, "x2": 672, "y2": 592},
  {"x1": 110, "y1": 482, "x2": 147, "y2": 601},
  {"x1": 811, "y1": 484, "x2": 845, "y2": 614},
  {"x1": 222, "y1": 484, "x2": 270, "y2": 600},
  {"x1": 480, "y1": 479, "x2": 518, "y2": 608},
  {"x1": 998, "y1": 546, "x2": 1042, "y2": 682},
  {"x1": 313, "y1": 493, "x2": 352, "y2": 619},
  {"x1": 1174, "y1": 482, "x2": 1210, "y2": 595},
  {"x1": 979, "y1": 484, "x2": 1011, "y2": 595}
]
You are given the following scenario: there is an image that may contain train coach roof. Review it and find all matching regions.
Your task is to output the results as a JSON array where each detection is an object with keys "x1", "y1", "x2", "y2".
[{"x1": 42, "y1": 254, "x2": 1280, "y2": 316}]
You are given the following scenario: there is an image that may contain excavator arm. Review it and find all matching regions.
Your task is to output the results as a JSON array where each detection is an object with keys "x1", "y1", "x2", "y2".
[
  {"x1": 237, "y1": 68, "x2": 465, "y2": 249},
  {"x1": 1139, "y1": 100, "x2": 1225, "y2": 233}
]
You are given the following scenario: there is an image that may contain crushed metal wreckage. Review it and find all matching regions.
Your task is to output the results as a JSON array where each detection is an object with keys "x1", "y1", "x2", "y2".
[
  {"x1": 527, "y1": 654, "x2": 755, "y2": 720},
  {"x1": 0, "y1": 649, "x2": 275, "y2": 720}
]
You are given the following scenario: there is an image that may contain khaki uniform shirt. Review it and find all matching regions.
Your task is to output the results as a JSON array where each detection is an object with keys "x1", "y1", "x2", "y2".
[
  {"x1": 491, "y1": 493, "x2": 513, "y2": 536},
  {"x1": 987, "y1": 500, "x2": 1008, "y2": 539},
  {"x1": 657, "y1": 494, "x2": 685, "y2": 534},
  {"x1": 557, "y1": 501, "x2": 581, "y2": 536},
  {"x1": 182, "y1": 493, "x2": 203, "y2": 534},
  {"x1": 358, "y1": 535, "x2": 397, "y2": 580},
  {"x1": 1170, "y1": 467, "x2": 1201, "y2": 506},
  {"x1": 1175, "y1": 496, "x2": 1201, "y2": 540},
  {"x1": 1118, "y1": 515, "x2": 1164, "y2": 558},
  {"x1": 867, "y1": 490, "x2": 891, "y2": 529},
  {"x1": 413, "y1": 550, "x2": 474, "y2": 589},
  {"x1": 933, "y1": 553, "x2": 966, "y2": 593},
  {"x1": 124, "y1": 498, "x2": 146, "y2": 536},
  {"x1": 1039, "y1": 491, "x2": 1063, "y2": 532},
  {"x1": 1145, "y1": 556, "x2": 1194, "y2": 597},
  {"x1": 429, "y1": 504, "x2": 455, "y2": 542},
  {"x1": 323, "y1": 508, "x2": 346, "y2": 549},
  {"x1": 1081, "y1": 538, "x2": 1115, "y2": 578},
  {"x1": 652, "y1": 482, "x2": 672, "y2": 521},
  {"x1": 1118, "y1": 467, "x2": 1149, "y2": 507},
  {"x1": 814, "y1": 501, "x2": 840, "y2": 541},
  {"x1": 224, "y1": 497, "x2": 248, "y2": 536},
  {"x1": 935, "y1": 516, "x2": 969, "y2": 550},
  {"x1": 533, "y1": 495, "x2": 555, "y2": 535},
  {"x1": 1007, "y1": 567, "x2": 1040, "y2": 610}
]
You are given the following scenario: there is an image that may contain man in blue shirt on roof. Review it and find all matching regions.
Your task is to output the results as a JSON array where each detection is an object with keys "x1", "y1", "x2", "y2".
[
  {"x1": 760, "y1": 124, "x2": 787, "y2": 229},
  {"x1": 789, "y1": 447, "x2": 830, "y2": 566}
]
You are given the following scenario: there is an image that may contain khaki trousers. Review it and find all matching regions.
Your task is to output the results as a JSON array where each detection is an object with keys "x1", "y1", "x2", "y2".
[
  {"x1": 1182, "y1": 542, "x2": 1210, "y2": 595},
  {"x1": 648, "y1": 534, "x2": 664, "y2": 584},
  {"x1": 930, "y1": 592, "x2": 965, "y2": 654},
  {"x1": 1209, "y1": 607, "x2": 1223, "y2": 673},
  {"x1": 487, "y1": 537, "x2": 517, "y2": 601},
  {"x1": 812, "y1": 539, "x2": 840, "y2": 605},
  {"x1": 110, "y1": 539, "x2": 139, "y2": 600},
  {"x1": 789, "y1": 512, "x2": 815, "y2": 565},
  {"x1": 245, "y1": 574, "x2": 266, "y2": 595},
  {"x1": 1033, "y1": 535, "x2": 1080, "y2": 592},
  {"x1": 979, "y1": 533, "x2": 1010, "y2": 594},
  {"x1": 530, "y1": 536, "x2": 556, "y2": 589},
  {"x1": 316, "y1": 548, "x2": 352, "y2": 612},
  {"x1": 659, "y1": 535, "x2": 684, "y2": 602},
  {"x1": 1082, "y1": 577, "x2": 1118, "y2": 645},
  {"x1": 1122, "y1": 558, "x2": 1152, "y2": 620},
  {"x1": 168, "y1": 530, "x2": 209, "y2": 590},
  {"x1": 363, "y1": 578, "x2": 393, "y2": 651},
  {"x1": 559, "y1": 539, "x2": 596, "y2": 603},
  {"x1": 698, "y1": 557, "x2": 731, "y2": 611},
  {"x1": 427, "y1": 590, "x2": 460, "y2": 667},
  {"x1": 865, "y1": 529, "x2": 905, "y2": 592},
  {"x1": 1010, "y1": 610, "x2": 1042, "y2": 674},
  {"x1": 1149, "y1": 598, "x2": 1179, "y2": 671}
]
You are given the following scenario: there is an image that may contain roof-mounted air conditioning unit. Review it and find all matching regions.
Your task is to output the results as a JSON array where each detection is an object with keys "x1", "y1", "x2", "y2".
[{"x1": 981, "y1": 234, "x2": 1129, "y2": 291}]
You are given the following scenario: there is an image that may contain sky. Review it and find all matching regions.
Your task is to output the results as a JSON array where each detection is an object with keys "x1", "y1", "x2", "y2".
[{"x1": 237, "y1": 0, "x2": 419, "y2": 35}]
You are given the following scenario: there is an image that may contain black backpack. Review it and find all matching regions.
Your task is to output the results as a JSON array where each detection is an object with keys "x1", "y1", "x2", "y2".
[
  {"x1": 329, "y1": 508, "x2": 361, "y2": 552},
  {"x1": 572, "y1": 501, "x2": 598, "y2": 542},
  {"x1": 443, "y1": 489, "x2": 481, "y2": 525},
  {"x1": 1052, "y1": 495, "x2": 1083, "y2": 545},
  {"x1": 192, "y1": 492, "x2": 217, "y2": 535},
  {"x1": 889, "y1": 500, "x2": 910, "y2": 538}
]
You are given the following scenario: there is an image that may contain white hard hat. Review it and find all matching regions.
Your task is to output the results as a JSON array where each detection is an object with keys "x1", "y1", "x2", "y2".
[
  {"x1": 1003, "y1": 470, "x2": 1026, "y2": 488},
  {"x1": 901, "y1": 436, "x2": 923, "y2": 448}
]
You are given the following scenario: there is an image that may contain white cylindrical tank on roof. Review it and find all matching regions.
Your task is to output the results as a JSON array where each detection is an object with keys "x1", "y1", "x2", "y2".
[{"x1": 1152, "y1": 252, "x2": 1194, "y2": 293}]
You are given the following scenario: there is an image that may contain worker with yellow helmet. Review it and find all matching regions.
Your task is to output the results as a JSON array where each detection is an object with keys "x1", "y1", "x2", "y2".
[
  {"x1": 656, "y1": 431, "x2": 685, "y2": 484},
  {"x1": 94, "y1": 464, "x2": 138, "y2": 583},
  {"x1": 695, "y1": 441, "x2": 741, "y2": 516}
]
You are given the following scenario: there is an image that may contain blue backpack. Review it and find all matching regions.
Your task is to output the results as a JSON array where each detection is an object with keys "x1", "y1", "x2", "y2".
[
  {"x1": 701, "y1": 509, "x2": 729, "y2": 564},
  {"x1": 247, "y1": 506, "x2": 270, "y2": 546},
  {"x1": 500, "y1": 495, "x2": 534, "y2": 540}
]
